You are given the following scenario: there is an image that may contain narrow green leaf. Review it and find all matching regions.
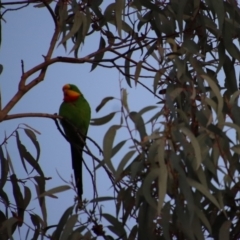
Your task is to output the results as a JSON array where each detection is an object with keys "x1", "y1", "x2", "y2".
[
  {"x1": 161, "y1": 202, "x2": 171, "y2": 240},
  {"x1": 138, "y1": 201, "x2": 156, "y2": 239},
  {"x1": 192, "y1": 215, "x2": 205, "y2": 240},
  {"x1": 157, "y1": 138, "x2": 167, "y2": 214},
  {"x1": 129, "y1": 111, "x2": 147, "y2": 140},
  {"x1": 90, "y1": 196, "x2": 115, "y2": 203},
  {"x1": 153, "y1": 71, "x2": 160, "y2": 94},
  {"x1": 125, "y1": 50, "x2": 133, "y2": 87},
  {"x1": 38, "y1": 185, "x2": 71, "y2": 198},
  {"x1": 170, "y1": 151, "x2": 195, "y2": 222},
  {"x1": 90, "y1": 0, "x2": 104, "y2": 24},
  {"x1": 24, "y1": 128, "x2": 40, "y2": 162},
  {"x1": 180, "y1": 126, "x2": 202, "y2": 170},
  {"x1": 108, "y1": 16, "x2": 135, "y2": 35},
  {"x1": 0, "y1": 11, "x2": 2, "y2": 48},
  {"x1": 139, "y1": 105, "x2": 158, "y2": 116},
  {"x1": 0, "y1": 64, "x2": 3, "y2": 75},
  {"x1": 84, "y1": 7, "x2": 91, "y2": 35},
  {"x1": 182, "y1": 39, "x2": 200, "y2": 55},
  {"x1": 231, "y1": 144, "x2": 240, "y2": 154},
  {"x1": 24, "y1": 186, "x2": 31, "y2": 209},
  {"x1": 5, "y1": 146, "x2": 15, "y2": 175},
  {"x1": 223, "y1": 55, "x2": 238, "y2": 94},
  {"x1": 143, "y1": 169, "x2": 158, "y2": 209},
  {"x1": 58, "y1": 2, "x2": 68, "y2": 30},
  {"x1": 0, "y1": 145, "x2": 8, "y2": 188},
  {"x1": 128, "y1": 225, "x2": 138, "y2": 239},
  {"x1": 10, "y1": 174, "x2": 24, "y2": 226},
  {"x1": 34, "y1": 176, "x2": 47, "y2": 226},
  {"x1": 137, "y1": 11, "x2": 151, "y2": 31},
  {"x1": 30, "y1": 214, "x2": 40, "y2": 229},
  {"x1": 134, "y1": 61, "x2": 142, "y2": 86},
  {"x1": 115, "y1": 0, "x2": 124, "y2": 38},
  {"x1": 69, "y1": 230, "x2": 84, "y2": 239},
  {"x1": 70, "y1": 10, "x2": 91, "y2": 55},
  {"x1": 16, "y1": 131, "x2": 28, "y2": 174},
  {"x1": 169, "y1": 87, "x2": 183, "y2": 100},
  {"x1": 217, "y1": 191, "x2": 227, "y2": 218},
  {"x1": 59, "y1": 11, "x2": 83, "y2": 45},
  {"x1": 223, "y1": 21, "x2": 240, "y2": 61},
  {"x1": 95, "y1": 96, "x2": 114, "y2": 112},
  {"x1": 121, "y1": 88, "x2": 130, "y2": 113},
  {"x1": 176, "y1": 0, "x2": 188, "y2": 33},
  {"x1": 105, "y1": 30, "x2": 115, "y2": 45},
  {"x1": 194, "y1": 206, "x2": 212, "y2": 234},
  {"x1": 103, "y1": 125, "x2": 121, "y2": 174},
  {"x1": 102, "y1": 213, "x2": 126, "y2": 237},
  {"x1": 0, "y1": 88, "x2": 1, "y2": 111},
  {"x1": 139, "y1": 0, "x2": 161, "y2": 13},
  {"x1": 96, "y1": 140, "x2": 127, "y2": 170},
  {"x1": 115, "y1": 150, "x2": 135, "y2": 181},
  {"x1": 52, "y1": 206, "x2": 74, "y2": 240},
  {"x1": 0, "y1": 217, "x2": 18, "y2": 239},
  {"x1": 110, "y1": 140, "x2": 127, "y2": 159},
  {"x1": 229, "y1": 90, "x2": 240, "y2": 105},
  {"x1": 104, "y1": 3, "x2": 115, "y2": 20},
  {"x1": 188, "y1": 178, "x2": 220, "y2": 209},
  {"x1": 216, "y1": 40, "x2": 225, "y2": 73},
  {"x1": 90, "y1": 36, "x2": 106, "y2": 71},
  {"x1": 21, "y1": 124, "x2": 41, "y2": 135},
  {"x1": 146, "y1": 109, "x2": 164, "y2": 123},
  {"x1": 211, "y1": 0, "x2": 224, "y2": 33},
  {"x1": 144, "y1": 41, "x2": 159, "y2": 61},
  {"x1": 91, "y1": 112, "x2": 116, "y2": 125},
  {"x1": 20, "y1": 142, "x2": 44, "y2": 177},
  {"x1": 130, "y1": 154, "x2": 144, "y2": 180},
  {"x1": 219, "y1": 220, "x2": 231, "y2": 240},
  {"x1": 0, "y1": 189, "x2": 10, "y2": 206},
  {"x1": 60, "y1": 214, "x2": 78, "y2": 240},
  {"x1": 201, "y1": 74, "x2": 223, "y2": 120},
  {"x1": 175, "y1": 58, "x2": 185, "y2": 79}
]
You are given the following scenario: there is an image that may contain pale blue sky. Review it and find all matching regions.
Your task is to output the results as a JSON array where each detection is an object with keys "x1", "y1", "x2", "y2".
[
  {"x1": 0, "y1": 2, "x2": 158, "y2": 238},
  {"x1": 2, "y1": 1, "x2": 240, "y2": 239}
]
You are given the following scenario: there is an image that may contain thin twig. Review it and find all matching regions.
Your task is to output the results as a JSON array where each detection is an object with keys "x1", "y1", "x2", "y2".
[
  {"x1": 1, "y1": 2, "x2": 30, "y2": 17},
  {"x1": 21, "y1": 60, "x2": 25, "y2": 74},
  {"x1": 1, "y1": 1, "x2": 39, "y2": 5},
  {"x1": 42, "y1": 1, "x2": 57, "y2": 29}
]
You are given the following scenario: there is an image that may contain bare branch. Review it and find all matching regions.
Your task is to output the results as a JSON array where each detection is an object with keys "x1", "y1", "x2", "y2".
[
  {"x1": 1, "y1": 1, "x2": 40, "y2": 5},
  {"x1": 21, "y1": 60, "x2": 25, "y2": 74},
  {"x1": 3, "y1": 112, "x2": 61, "y2": 121}
]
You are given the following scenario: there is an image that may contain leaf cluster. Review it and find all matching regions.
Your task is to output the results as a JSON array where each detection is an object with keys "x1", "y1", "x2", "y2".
[{"x1": 2, "y1": 0, "x2": 240, "y2": 239}]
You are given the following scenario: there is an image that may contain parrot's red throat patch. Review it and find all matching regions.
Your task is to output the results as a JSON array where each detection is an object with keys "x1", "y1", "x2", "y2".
[{"x1": 63, "y1": 89, "x2": 80, "y2": 102}]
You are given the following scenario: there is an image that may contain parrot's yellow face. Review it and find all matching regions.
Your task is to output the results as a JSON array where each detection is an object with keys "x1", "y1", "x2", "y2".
[{"x1": 62, "y1": 84, "x2": 80, "y2": 102}]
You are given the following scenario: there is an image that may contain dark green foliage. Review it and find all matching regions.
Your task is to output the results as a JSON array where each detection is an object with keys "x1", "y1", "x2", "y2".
[{"x1": 2, "y1": 0, "x2": 240, "y2": 239}]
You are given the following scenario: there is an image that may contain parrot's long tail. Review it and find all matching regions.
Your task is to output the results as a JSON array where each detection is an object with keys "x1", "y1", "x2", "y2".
[{"x1": 71, "y1": 145, "x2": 83, "y2": 199}]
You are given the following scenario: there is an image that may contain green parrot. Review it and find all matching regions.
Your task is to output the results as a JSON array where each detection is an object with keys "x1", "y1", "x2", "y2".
[{"x1": 59, "y1": 84, "x2": 91, "y2": 199}]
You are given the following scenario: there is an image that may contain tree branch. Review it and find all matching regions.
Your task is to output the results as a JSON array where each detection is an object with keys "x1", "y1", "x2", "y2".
[
  {"x1": 3, "y1": 112, "x2": 61, "y2": 121},
  {"x1": 1, "y1": 0, "x2": 40, "y2": 5}
]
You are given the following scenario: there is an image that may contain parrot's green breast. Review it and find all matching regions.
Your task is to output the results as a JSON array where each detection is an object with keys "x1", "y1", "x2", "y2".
[{"x1": 59, "y1": 98, "x2": 91, "y2": 137}]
